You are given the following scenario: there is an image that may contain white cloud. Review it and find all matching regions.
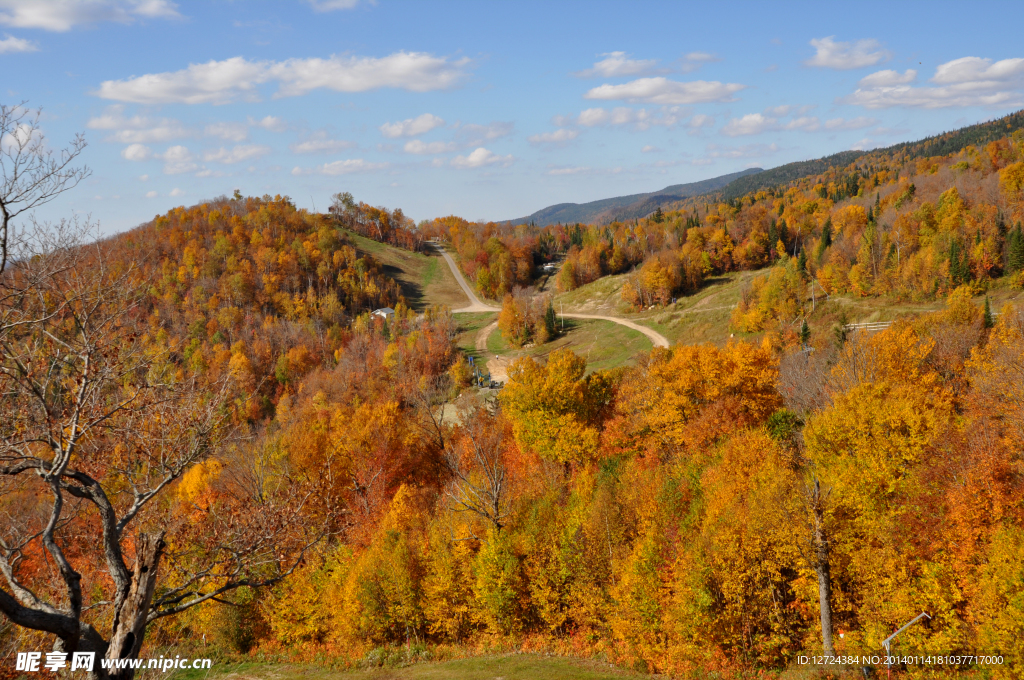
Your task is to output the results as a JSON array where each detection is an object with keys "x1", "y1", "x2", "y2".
[
  {"x1": 0, "y1": 0, "x2": 180, "y2": 32},
  {"x1": 584, "y1": 77, "x2": 744, "y2": 105},
  {"x1": 574, "y1": 51, "x2": 663, "y2": 78},
  {"x1": 86, "y1": 105, "x2": 193, "y2": 143},
  {"x1": 289, "y1": 131, "x2": 355, "y2": 153},
  {"x1": 687, "y1": 114, "x2": 715, "y2": 130},
  {"x1": 93, "y1": 52, "x2": 470, "y2": 105},
  {"x1": 204, "y1": 121, "x2": 248, "y2": 142},
  {"x1": 859, "y1": 69, "x2": 917, "y2": 88},
  {"x1": 679, "y1": 52, "x2": 719, "y2": 73},
  {"x1": 641, "y1": 145, "x2": 660, "y2": 153},
  {"x1": 527, "y1": 129, "x2": 579, "y2": 146},
  {"x1": 805, "y1": 37, "x2": 890, "y2": 70},
  {"x1": 568, "y1": 106, "x2": 688, "y2": 130},
  {"x1": 451, "y1": 147, "x2": 513, "y2": 169},
  {"x1": 0, "y1": 33, "x2": 36, "y2": 52},
  {"x1": 305, "y1": 0, "x2": 361, "y2": 10},
  {"x1": 403, "y1": 139, "x2": 456, "y2": 154},
  {"x1": 170, "y1": 187, "x2": 184, "y2": 197},
  {"x1": 783, "y1": 116, "x2": 821, "y2": 131},
  {"x1": 159, "y1": 145, "x2": 197, "y2": 174},
  {"x1": 145, "y1": 190, "x2": 157, "y2": 198},
  {"x1": 293, "y1": 159, "x2": 388, "y2": 175},
  {"x1": 248, "y1": 115, "x2": 287, "y2": 132},
  {"x1": 138, "y1": 174, "x2": 148, "y2": 181},
  {"x1": 121, "y1": 143, "x2": 151, "y2": 160},
  {"x1": 722, "y1": 113, "x2": 776, "y2": 136},
  {"x1": 203, "y1": 144, "x2": 271, "y2": 164},
  {"x1": 453, "y1": 121, "x2": 514, "y2": 146},
  {"x1": 845, "y1": 56, "x2": 1024, "y2": 109},
  {"x1": 379, "y1": 113, "x2": 445, "y2": 138}
]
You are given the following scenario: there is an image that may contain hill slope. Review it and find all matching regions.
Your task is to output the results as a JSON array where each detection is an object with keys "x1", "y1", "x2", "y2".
[
  {"x1": 503, "y1": 168, "x2": 761, "y2": 226},
  {"x1": 703, "y1": 109, "x2": 1024, "y2": 202}
]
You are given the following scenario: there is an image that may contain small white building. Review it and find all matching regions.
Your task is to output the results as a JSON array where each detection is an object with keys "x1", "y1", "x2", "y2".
[{"x1": 372, "y1": 307, "x2": 395, "y2": 320}]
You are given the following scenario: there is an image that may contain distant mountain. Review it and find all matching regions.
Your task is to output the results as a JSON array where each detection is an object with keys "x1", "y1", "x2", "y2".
[
  {"x1": 706, "y1": 109, "x2": 1024, "y2": 203},
  {"x1": 503, "y1": 168, "x2": 762, "y2": 226}
]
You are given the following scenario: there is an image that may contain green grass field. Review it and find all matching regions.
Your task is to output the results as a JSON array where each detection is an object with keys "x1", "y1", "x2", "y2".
[
  {"x1": 485, "y1": 317, "x2": 653, "y2": 374},
  {"x1": 453, "y1": 312, "x2": 498, "y2": 364},
  {"x1": 342, "y1": 229, "x2": 467, "y2": 311},
  {"x1": 171, "y1": 653, "x2": 649, "y2": 680}
]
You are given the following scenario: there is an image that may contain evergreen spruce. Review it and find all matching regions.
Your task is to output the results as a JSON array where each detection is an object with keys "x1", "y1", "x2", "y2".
[
  {"x1": 799, "y1": 319, "x2": 811, "y2": 345},
  {"x1": 543, "y1": 299, "x2": 558, "y2": 337},
  {"x1": 983, "y1": 296, "x2": 994, "y2": 329},
  {"x1": 1009, "y1": 223, "x2": 1024, "y2": 272},
  {"x1": 797, "y1": 249, "x2": 807, "y2": 276}
]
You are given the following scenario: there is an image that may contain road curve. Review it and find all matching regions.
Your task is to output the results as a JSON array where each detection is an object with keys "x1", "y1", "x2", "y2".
[
  {"x1": 431, "y1": 241, "x2": 671, "y2": 349},
  {"x1": 560, "y1": 313, "x2": 669, "y2": 348},
  {"x1": 429, "y1": 242, "x2": 499, "y2": 312}
]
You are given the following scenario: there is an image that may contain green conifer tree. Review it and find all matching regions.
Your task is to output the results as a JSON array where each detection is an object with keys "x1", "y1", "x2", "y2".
[
  {"x1": 983, "y1": 296, "x2": 994, "y2": 329},
  {"x1": 799, "y1": 319, "x2": 811, "y2": 346}
]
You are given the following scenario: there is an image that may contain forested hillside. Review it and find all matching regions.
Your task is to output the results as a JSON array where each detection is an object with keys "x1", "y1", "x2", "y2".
[{"x1": 2, "y1": 110, "x2": 1024, "y2": 680}]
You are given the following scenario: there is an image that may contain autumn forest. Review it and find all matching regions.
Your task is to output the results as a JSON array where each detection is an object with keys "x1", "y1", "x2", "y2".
[{"x1": 2, "y1": 103, "x2": 1024, "y2": 680}]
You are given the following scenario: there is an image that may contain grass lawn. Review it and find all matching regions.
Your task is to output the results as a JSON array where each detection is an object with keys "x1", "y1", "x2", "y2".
[
  {"x1": 342, "y1": 229, "x2": 467, "y2": 311},
  {"x1": 453, "y1": 312, "x2": 498, "y2": 364},
  {"x1": 486, "y1": 317, "x2": 653, "y2": 374},
  {"x1": 171, "y1": 653, "x2": 649, "y2": 680}
]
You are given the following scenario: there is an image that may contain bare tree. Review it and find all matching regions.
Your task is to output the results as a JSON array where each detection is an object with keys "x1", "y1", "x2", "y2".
[
  {"x1": 442, "y1": 410, "x2": 512, "y2": 534},
  {"x1": 0, "y1": 103, "x2": 90, "y2": 274},
  {"x1": 0, "y1": 230, "x2": 333, "y2": 679}
]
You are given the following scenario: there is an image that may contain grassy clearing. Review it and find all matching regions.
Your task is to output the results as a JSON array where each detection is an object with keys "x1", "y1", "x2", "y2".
[
  {"x1": 453, "y1": 312, "x2": 498, "y2": 364},
  {"x1": 342, "y1": 230, "x2": 467, "y2": 311},
  {"x1": 554, "y1": 268, "x2": 1024, "y2": 348},
  {"x1": 171, "y1": 653, "x2": 648, "y2": 680},
  {"x1": 485, "y1": 317, "x2": 653, "y2": 374}
]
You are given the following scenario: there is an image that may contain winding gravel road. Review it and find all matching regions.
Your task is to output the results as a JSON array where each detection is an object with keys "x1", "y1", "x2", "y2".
[{"x1": 431, "y1": 241, "x2": 670, "y2": 350}]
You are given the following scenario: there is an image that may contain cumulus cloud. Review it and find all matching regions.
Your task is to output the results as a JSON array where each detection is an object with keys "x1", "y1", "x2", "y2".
[
  {"x1": 722, "y1": 113, "x2": 776, "y2": 136},
  {"x1": 379, "y1": 113, "x2": 445, "y2": 138},
  {"x1": 170, "y1": 187, "x2": 184, "y2": 197},
  {"x1": 403, "y1": 139, "x2": 456, "y2": 154},
  {"x1": 722, "y1": 110, "x2": 878, "y2": 135},
  {"x1": 293, "y1": 158, "x2": 388, "y2": 175},
  {"x1": 527, "y1": 129, "x2": 579, "y2": 146},
  {"x1": 121, "y1": 143, "x2": 151, "y2": 160},
  {"x1": 159, "y1": 145, "x2": 197, "y2": 174},
  {"x1": 584, "y1": 77, "x2": 744, "y2": 105},
  {"x1": 203, "y1": 144, "x2": 271, "y2": 164},
  {"x1": 145, "y1": 190, "x2": 157, "y2": 198},
  {"x1": 289, "y1": 130, "x2": 355, "y2": 153},
  {"x1": 566, "y1": 106, "x2": 689, "y2": 130},
  {"x1": 678, "y1": 51, "x2": 719, "y2": 72},
  {"x1": 93, "y1": 52, "x2": 470, "y2": 105},
  {"x1": 248, "y1": 115, "x2": 287, "y2": 132},
  {"x1": 805, "y1": 37, "x2": 890, "y2": 70},
  {"x1": 86, "y1": 105, "x2": 193, "y2": 143},
  {"x1": 453, "y1": 121, "x2": 514, "y2": 146},
  {"x1": 0, "y1": 0, "x2": 181, "y2": 31},
  {"x1": 0, "y1": 33, "x2": 36, "y2": 52},
  {"x1": 204, "y1": 121, "x2": 248, "y2": 142},
  {"x1": 451, "y1": 147, "x2": 513, "y2": 169},
  {"x1": 574, "y1": 51, "x2": 663, "y2": 78},
  {"x1": 641, "y1": 145, "x2": 660, "y2": 153},
  {"x1": 859, "y1": 69, "x2": 917, "y2": 88},
  {"x1": 845, "y1": 56, "x2": 1024, "y2": 108}
]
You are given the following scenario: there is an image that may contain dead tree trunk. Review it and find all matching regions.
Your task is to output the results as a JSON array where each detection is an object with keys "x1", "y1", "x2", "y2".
[
  {"x1": 104, "y1": 532, "x2": 165, "y2": 680},
  {"x1": 811, "y1": 478, "x2": 836, "y2": 656}
]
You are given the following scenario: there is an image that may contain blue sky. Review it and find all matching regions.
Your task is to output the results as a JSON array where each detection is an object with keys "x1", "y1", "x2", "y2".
[{"x1": 4, "y1": 0, "x2": 1024, "y2": 234}]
